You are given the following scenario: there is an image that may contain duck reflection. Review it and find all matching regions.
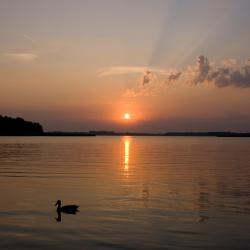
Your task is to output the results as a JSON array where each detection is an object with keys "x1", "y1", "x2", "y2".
[
  {"x1": 142, "y1": 182, "x2": 150, "y2": 207},
  {"x1": 55, "y1": 211, "x2": 62, "y2": 222}
]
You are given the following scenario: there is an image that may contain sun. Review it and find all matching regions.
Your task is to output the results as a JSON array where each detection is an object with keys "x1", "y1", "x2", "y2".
[{"x1": 124, "y1": 113, "x2": 131, "y2": 120}]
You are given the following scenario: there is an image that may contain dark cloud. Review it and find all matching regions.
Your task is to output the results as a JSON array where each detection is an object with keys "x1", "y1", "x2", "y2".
[
  {"x1": 189, "y1": 55, "x2": 250, "y2": 87},
  {"x1": 141, "y1": 70, "x2": 153, "y2": 85},
  {"x1": 210, "y1": 65, "x2": 250, "y2": 88},
  {"x1": 167, "y1": 71, "x2": 182, "y2": 82},
  {"x1": 191, "y1": 55, "x2": 211, "y2": 84}
]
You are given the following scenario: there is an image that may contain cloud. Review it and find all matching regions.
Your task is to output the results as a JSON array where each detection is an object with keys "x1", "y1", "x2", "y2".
[
  {"x1": 186, "y1": 55, "x2": 250, "y2": 88},
  {"x1": 23, "y1": 34, "x2": 37, "y2": 44},
  {"x1": 186, "y1": 55, "x2": 211, "y2": 85},
  {"x1": 3, "y1": 53, "x2": 38, "y2": 62},
  {"x1": 221, "y1": 58, "x2": 237, "y2": 67},
  {"x1": 141, "y1": 70, "x2": 153, "y2": 85},
  {"x1": 98, "y1": 66, "x2": 179, "y2": 96},
  {"x1": 98, "y1": 55, "x2": 250, "y2": 97},
  {"x1": 210, "y1": 65, "x2": 250, "y2": 88},
  {"x1": 0, "y1": 34, "x2": 47, "y2": 63},
  {"x1": 167, "y1": 71, "x2": 182, "y2": 82}
]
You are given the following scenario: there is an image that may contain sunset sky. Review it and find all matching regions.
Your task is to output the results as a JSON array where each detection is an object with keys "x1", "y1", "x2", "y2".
[{"x1": 1, "y1": 0, "x2": 250, "y2": 132}]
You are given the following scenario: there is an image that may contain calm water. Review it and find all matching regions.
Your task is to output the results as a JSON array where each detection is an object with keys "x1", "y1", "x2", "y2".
[{"x1": 0, "y1": 136, "x2": 250, "y2": 249}]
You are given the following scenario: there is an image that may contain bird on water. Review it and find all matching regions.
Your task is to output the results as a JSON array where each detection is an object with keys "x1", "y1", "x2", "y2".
[{"x1": 55, "y1": 200, "x2": 79, "y2": 214}]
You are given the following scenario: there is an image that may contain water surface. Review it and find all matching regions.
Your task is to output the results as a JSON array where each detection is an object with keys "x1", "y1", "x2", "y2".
[{"x1": 0, "y1": 136, "x2": 250, "y2": 249}]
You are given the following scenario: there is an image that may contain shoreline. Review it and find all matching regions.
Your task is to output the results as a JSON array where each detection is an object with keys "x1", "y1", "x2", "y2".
[{"x1": 1, "y1": 132, "x2": 250, "y2": 137}]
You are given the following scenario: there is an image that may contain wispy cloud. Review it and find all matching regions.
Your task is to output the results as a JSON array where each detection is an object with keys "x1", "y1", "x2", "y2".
[
  {"x1": 98, "y1": 66, "x2": 179, "y2": 95},
  {"x1": 97, "y1": 66, "x2": 169, "y2": 77},
  {"x1": 0, "y1": 34, "x2": 43, "y2": 63},
  {"x1": 23, "y1": 34, "x2": 37, "y2": 45},
  {"x1": 2, "y1": 52, "x2": 38, "y2": 62}
]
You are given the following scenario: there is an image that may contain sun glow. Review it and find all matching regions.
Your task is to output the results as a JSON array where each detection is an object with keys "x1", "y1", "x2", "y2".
[{"x1": 124, "y1": 113, "x2": 131, "y2": 120}]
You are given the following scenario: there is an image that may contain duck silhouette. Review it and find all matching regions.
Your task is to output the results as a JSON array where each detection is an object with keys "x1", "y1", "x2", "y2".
[{"x1": 55, "y1": 200, "x2": 79, "y2": 214}]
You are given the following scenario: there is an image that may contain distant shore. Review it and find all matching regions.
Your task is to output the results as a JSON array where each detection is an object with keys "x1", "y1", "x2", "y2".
[
  {"x1": 87, "y1": 131, "x2": 250, "y2": 137},
  {"x1": 1, "y1": 115, "x2": 250, "y2": 137},
  {"x1": 1, "y1": 131, "x2": 249, "y2": 137}
]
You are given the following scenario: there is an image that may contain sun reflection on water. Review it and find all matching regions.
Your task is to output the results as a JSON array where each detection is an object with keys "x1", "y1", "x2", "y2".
[{"x1": 124, "y1": 137, "x2": 131, "y2": 172}]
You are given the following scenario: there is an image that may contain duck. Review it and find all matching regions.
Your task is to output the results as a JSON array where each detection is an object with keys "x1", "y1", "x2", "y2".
[{"x1": 55, "y1": 200, "x2": 79, "y2": 214}]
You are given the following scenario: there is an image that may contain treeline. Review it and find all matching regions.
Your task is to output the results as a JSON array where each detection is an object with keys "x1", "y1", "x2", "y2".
[{"x1": 0, "y1": 115, "x2": 43, "y2": 135}]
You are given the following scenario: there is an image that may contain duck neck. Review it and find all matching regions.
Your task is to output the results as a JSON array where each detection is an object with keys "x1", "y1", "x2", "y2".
[{"x1": 57, "y1": 203, "x2": 61, "y2": 211}]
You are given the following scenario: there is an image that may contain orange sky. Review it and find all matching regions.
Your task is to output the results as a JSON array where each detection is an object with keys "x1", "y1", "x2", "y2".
[{"x1": 1, "y1": 0, "x2": 250, "y2": 132}]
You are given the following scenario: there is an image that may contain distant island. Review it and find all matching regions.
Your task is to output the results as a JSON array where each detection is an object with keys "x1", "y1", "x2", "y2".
[{"x1": 0, "y1": 115, "x2": 250, "y2": 137}]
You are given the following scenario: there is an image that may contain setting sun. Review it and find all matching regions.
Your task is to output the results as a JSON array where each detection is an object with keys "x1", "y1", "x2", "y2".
[{"x1": 124, "y1": 113, "x2": 131, "y2": 120}]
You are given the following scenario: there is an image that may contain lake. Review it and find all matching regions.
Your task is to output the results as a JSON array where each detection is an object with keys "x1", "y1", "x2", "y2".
[{"x1": 0, "y1": 136, "x2": 250, "y2": 249}]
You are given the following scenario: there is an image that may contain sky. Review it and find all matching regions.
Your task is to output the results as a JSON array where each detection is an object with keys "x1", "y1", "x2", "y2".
[{"x1": 0, "y1": 0, "x2": 250, "y2": 132}]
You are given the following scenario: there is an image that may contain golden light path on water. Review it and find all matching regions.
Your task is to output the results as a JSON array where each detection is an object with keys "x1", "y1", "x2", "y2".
[{"x1": 124, "y1": 137, "x2": 130, "y2": 172}]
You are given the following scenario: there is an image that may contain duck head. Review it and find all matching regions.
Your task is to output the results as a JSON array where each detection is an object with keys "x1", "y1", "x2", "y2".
[{"x1": 55, "y1": 200, "x2": 61, "y2": 207}]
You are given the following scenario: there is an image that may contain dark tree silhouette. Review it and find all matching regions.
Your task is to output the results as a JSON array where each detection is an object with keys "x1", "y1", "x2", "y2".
[{"x1": 0, "y1": 115, "x2": 43, "y2": 135}]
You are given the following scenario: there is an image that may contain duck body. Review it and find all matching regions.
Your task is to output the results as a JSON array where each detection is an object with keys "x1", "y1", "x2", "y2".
[{"x1": 55, "y1": 200, "x2": 79, "y2": 214}]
